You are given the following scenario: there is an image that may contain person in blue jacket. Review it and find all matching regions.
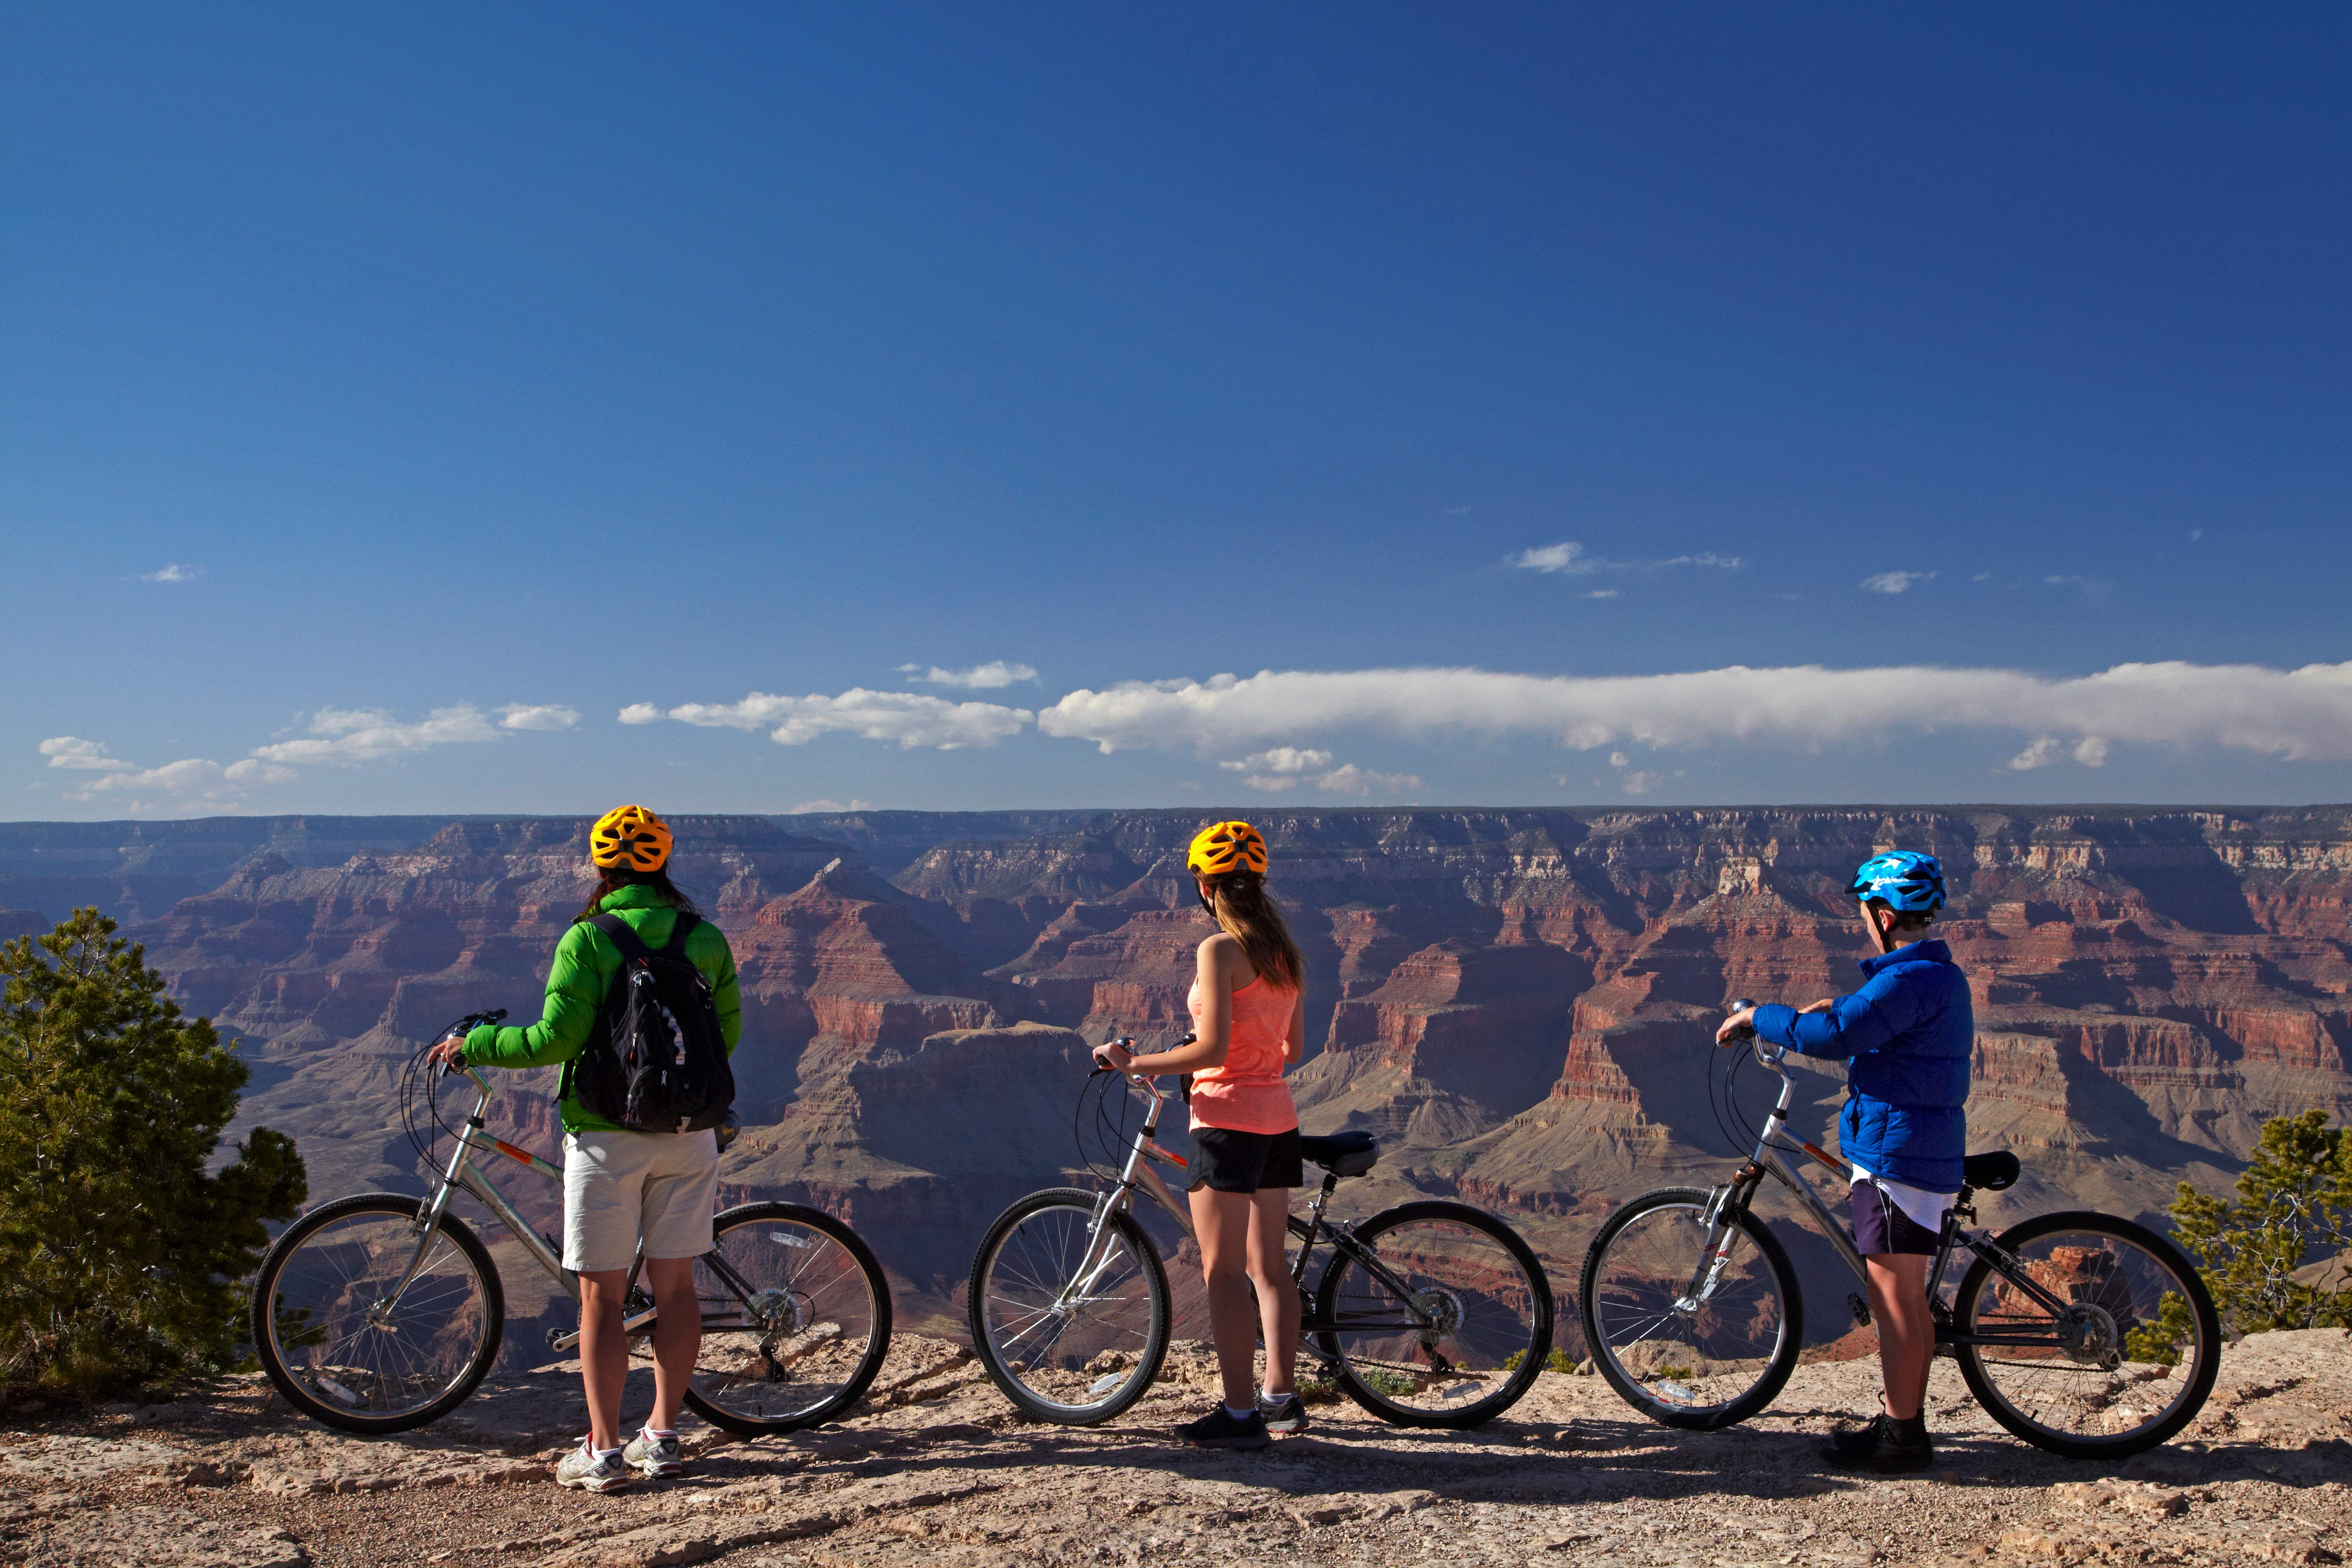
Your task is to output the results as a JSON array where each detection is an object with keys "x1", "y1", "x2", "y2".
[{"x1": 1716, "y1": 851, "x2": 1970, "y2": 1474}]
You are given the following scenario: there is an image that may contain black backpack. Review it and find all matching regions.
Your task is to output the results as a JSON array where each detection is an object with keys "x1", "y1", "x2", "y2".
[{"x1": 571, "y1": 912, "x2": 737, "y2": 1135}]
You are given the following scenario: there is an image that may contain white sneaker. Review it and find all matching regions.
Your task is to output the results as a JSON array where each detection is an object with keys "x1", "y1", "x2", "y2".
[
  {"x1": 556, "y1": 1439, "x2": 632, "y2": 1493},
  {"x1": 623, "y1": 1427, "x2": 685, "y2": 1479}
]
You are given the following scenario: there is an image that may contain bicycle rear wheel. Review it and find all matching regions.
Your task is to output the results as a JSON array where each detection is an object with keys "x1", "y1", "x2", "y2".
[
  {"x1": 969, "y1": 1188, "x2": 1171, "y2": 1424},
  {"x1": 250, "y1": 1194, "x2": 503, "y2": 1435},
  {"x1": 1579, "y1": 1186, "x2": 1802, "y2": 1430},
  {"x1": 1314, "y1": 1200, "x2": 1552, "y2": 1428},
  {"x1": 1952, "y1": 1210, "x2": 2221, "y2": 1459},
  {"x1": 683, "y1": 1202, "x2": 892, "y2": 1435}
]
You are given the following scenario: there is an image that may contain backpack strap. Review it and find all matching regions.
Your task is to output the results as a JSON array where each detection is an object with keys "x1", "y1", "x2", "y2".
[
  {"x1": 661, "y1": 911, "x2": 700, "y2": 957},
  {"x1": 588, "y1": 913, "x2": 655, "y2": 965}
]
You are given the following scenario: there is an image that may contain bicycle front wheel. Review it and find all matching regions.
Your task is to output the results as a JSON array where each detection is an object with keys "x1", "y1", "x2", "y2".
[
  {"x1": 1579, "y1": 1187, "x2": 1802, "y2": 1430},
  {"x1": 249, "y1": 1194, "x2": 504, "y2": 1435},
  {"x1": 1953, "y1": 1210, "x2": 2222, "y2": 1460},
  {"x1": 1315, "y1": 1200, "x2": 1553, "y2": 1428},
  {"x1": 683, "y1": 1202, "x2": 893, "y2": 1435},
  {"x1": 968, "y1": 1188, "x2": 1171, "y2": 1425}
]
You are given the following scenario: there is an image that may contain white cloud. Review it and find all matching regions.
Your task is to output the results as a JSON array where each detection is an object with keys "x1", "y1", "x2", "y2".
[
  {"x1": 618, "y1": 703, "x2": 663, "y2": 725},
  {"x1": 39, "y1": 736, "x2": 132, "y2": 771},
  {"x1": 1313, "y1": 763, "x2": 1422, "y2": 796},
  {"x1": 897, "y1": 661, "x2": 1039, "y2": 689},
  {"x1": 1513, "y1": 542, "x2": 1596, "y2": 574},
  {"x1": 224, "y1": 759, "x2": 297, "y2": 784},
  {"x1": 657, "y1": 689, "x2": 1032, "y2": 749},
  {"x1": 1037, "y1": 660, "x2": 2352, "y2": 765},
  {"x1": 496, "y1": 704, "x2": 580, "y2": 732},
  {"x1": 1219, "y1": 748, "x2": 1333, "y2": 776},
  {"x1": 784, "y1": 798, "x2": 874, "y2": 814},
  {"x1": 1861, "y1": 570, "x2": 1934, "y2": 594},
  {"x1": 2073, "y1": 736, "x2": 2111, "y2": 767},
  {"x1": 1219, "y1": 747, "x2": 1414, "y2": 796},
  {"x1": 1582, "y1": 589, "x2": 1622, "y2": 600},
  {"x1": 89, "y1": 759, "x2": 230, "y2": 795},
  {"x1": 1608, "y1": 751, "x2": 1630, "y2": 768},
  {"x1": 1511, "y1": 542, "x2": 1741, "y2": 576},
  {"x1": 2006, "y1": 737, "x2": 2064, "y2": 771},
  {"x1": 141, "y1": 563, "x2": 202, "y2": 583},
  {"x1": 1620, "y1": 770, "x2": 1667, "y2": 795},
  {"x1": 251, "y1": 705, "x2": 504, "y2": 765}
]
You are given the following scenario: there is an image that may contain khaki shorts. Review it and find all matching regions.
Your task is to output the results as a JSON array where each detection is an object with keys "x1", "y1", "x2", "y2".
[{"x1": 562, "y1": 1127, "x2": 720, "y2": 1274}]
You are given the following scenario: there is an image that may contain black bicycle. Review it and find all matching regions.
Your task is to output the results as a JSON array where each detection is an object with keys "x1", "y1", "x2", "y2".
[
  {"x1": 968, "y1": 1040, "x2": 1555, "y2": 1428},
  {"x1": 1578, "y1": 1002, "x2": 2221, "y2": 1460}
]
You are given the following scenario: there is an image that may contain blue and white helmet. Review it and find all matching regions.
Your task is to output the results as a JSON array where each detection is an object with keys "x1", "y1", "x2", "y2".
[{"x1": 1849, "y1": 851, "x2": 1945, "y2": 913}]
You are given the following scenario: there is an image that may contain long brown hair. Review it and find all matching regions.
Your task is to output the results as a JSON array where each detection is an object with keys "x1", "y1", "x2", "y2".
[
  {"x1": 1200, "y1": 870, "x2": 1304, "y2": 990},
  {"x1": 575, "y1": 866, "x2": 699, "y2": 923}
]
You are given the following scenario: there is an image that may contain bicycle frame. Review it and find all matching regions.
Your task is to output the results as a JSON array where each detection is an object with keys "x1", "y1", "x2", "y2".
[
  {"x1": 1073, "y1": 1057, "x2": 1456, "y2": 1351},
  {"x1": 1694, "y1": 1039, "x2": 2083, "y2": 1348},
  {"x1": 380, "y1": 1062, "x2": 769, "y2": 1354}
]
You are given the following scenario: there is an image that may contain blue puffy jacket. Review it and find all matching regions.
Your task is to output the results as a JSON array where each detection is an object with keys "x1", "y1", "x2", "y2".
[{"x1": 1750, "y1": 938, "x2": 1973, "y2": 1192}]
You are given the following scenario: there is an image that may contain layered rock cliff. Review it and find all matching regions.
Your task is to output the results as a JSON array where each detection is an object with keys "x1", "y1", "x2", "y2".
[{"x1": 7, "y1": 806, "x2": 2349, "y2": 1344}]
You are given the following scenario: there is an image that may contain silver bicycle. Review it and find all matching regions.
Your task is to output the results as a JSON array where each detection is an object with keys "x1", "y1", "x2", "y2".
[
  {"x1": 1578, "y1": 1001, "x2": 2221, "y2": 1459},
  {"x1": 250, "y1": 1011, "x2": 893, "y2": 1435},
  {"x1": 967, "y1": 1040, "x2": 1554, "y2": 1429}
]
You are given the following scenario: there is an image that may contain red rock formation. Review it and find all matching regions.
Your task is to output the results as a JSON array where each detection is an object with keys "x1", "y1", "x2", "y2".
[{"x1": 29, "y1": 803, "x2": 2352, "y2": 1337}]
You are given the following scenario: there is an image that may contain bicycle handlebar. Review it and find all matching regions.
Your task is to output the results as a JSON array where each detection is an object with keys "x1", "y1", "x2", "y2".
[{"x1": 433, "y1": 1010, "x2": 507, "y2": 1076}]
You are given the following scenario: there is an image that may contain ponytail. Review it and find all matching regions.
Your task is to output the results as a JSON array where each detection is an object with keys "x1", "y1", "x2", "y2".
[
  {"x1": 1201, "y1": 870, "x2": 1304, "y2": 990},
  {"x1": 575, "y1": 866, "x2": 699, "y2": 922}
]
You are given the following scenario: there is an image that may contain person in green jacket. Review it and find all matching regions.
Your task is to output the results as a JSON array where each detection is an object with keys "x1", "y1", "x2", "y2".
[{"x1": 428, "y1": 805, "x2": 740, "y2": 1494}]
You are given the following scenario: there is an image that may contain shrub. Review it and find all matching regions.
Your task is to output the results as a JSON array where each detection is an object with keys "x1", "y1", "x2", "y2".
[
  {"x1": 1502, "y1": 1346, "x2": 1579, "y2": 1373},
  {"x1": 0, "y1": 910, "x2": 306, "y2": 1401},
  {"x1": 2165, "y1": 1108, "x2": 2352, "y2": 1337}
]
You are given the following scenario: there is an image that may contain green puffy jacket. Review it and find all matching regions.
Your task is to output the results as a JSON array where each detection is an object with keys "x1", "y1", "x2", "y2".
[{"x1": 463, "y1": 883, "x2": 743, "y2": 1134}]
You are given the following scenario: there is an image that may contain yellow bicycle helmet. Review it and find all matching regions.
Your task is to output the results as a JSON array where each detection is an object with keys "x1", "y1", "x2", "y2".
[
  {"x1": 590, "y1": 804, "x2": 673, "y2": 872},
  {"x1": 1186, "y1": 820, "x2": 1268, "y2": 879}
]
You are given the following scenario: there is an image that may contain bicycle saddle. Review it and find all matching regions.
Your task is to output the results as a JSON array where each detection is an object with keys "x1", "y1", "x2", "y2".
[
  {"x1": 1962, "y1": 1150, "x2": 2021, "y2": 1191},
  {"x1": 1298, "y1": 1130, "x2": 1379, "y2": 1178}
]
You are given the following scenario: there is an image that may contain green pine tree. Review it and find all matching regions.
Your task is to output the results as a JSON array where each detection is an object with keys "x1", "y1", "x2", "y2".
[
  {"x1": 0, "y1": 909, "x2": 307, "y2": 1401},
  {"x1": 2166, "y1": 1108, "x2": 2352, "y2": 1337}
]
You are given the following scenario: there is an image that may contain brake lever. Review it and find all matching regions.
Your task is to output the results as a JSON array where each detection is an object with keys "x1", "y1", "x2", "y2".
[{"x1": 1723, "y1": 996, "x2": 1759, "y2": 1042}]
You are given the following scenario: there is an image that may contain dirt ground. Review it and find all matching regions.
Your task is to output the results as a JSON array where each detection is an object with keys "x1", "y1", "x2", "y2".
[{"x1": 3, "y1": 1329, "x2": 2349, "y2": 1568}]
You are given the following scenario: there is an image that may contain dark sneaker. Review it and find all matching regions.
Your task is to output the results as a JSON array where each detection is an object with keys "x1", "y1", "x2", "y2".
[
  {"x1": 1258, "y1": 1392, "x2": 1310, "y2": 1436},
  {"x1": 623, "y1": 1428, "x2": 684, "y2": 1479},
  {"x1": 1176, "y1": 1405, "x2": 1270, "y2": 1450},
  {"x1": 1822, "y1": 1413, "x2": 1932, "y2": 1473},
  {"x1": 556, "y1": 1440, "x2": 633, "y2": 1493}
]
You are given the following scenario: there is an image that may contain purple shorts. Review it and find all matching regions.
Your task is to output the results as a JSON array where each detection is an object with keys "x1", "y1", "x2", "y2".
[{"x1": 1852, "y1": 1184, "x2": 1943, "y2": 1256}]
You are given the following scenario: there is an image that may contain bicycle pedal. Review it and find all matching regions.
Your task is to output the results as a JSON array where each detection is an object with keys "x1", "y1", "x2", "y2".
[{"x1": 1847, "y1": 1292, "x2": 1872, "y2": 1328}]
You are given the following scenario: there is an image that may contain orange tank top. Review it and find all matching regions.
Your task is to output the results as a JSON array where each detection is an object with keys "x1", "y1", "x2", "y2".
[{"x1": 1186, "y1": 972, "x2": 1300, "y2": 1135}]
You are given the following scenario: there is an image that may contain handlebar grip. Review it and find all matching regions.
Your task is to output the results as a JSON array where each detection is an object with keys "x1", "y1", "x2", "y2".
[{"x1": 1723, "y1": 997, "x2": 1758, "y2": 1042}]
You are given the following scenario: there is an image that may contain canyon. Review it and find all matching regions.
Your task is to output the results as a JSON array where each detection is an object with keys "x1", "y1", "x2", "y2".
[{"x1": 6, "y1": 806, "x2": 2350, "y2": 1356}]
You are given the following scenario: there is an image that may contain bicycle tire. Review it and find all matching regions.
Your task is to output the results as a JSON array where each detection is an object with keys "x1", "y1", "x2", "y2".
[
  {"x1": 968, "y1": 1188, "x2": 1171, "y2": 1425},
  {"x1": 1952, "y1": 1210, "x2": 2222, "y2": 1460},
  {"x1": 250, "y1": 1193, "x2": 504, "y2": 1435},
  {"x1": 1314, "y1": 1199, "x2": 1553, "y2": 1428},
  {"x1": 683, "y1": 1201, "x2": 894, "y2": 1436},
  {"x1": 1579, "y1": 1186, "x2": 1803, "y2": 1431}
]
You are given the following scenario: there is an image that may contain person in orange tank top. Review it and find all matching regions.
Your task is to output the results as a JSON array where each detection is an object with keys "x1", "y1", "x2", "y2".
[{"x1": 1093, "y1": 821, "x2": 1308, "y2": 1449}]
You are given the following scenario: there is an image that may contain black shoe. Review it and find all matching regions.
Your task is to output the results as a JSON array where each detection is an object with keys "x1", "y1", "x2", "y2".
[
  {"x1": 1822, "y1": 1413, "x2": 1932, "y2": 1473},
  {"x1": 1259, "y1": 1393, "x2": 1309, "y2": 1436},
  {"x1": 1177, "y1": 1405, "x2": 1271, "y2": 1450}
]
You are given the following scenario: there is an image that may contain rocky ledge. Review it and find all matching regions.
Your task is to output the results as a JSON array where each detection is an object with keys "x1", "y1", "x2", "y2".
[{"x1": 5, "y1": 1329, "x2": 2350, "y2": 1567}]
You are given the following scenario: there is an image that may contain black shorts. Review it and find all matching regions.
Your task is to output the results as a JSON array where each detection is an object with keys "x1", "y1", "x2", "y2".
[
  {"x1": 1187, "y1": 1126, "x2": 1304, "y2": 1194},
  {"x1": 1852, "y1": 1183, "x2": 1944, "y2": 1256}
]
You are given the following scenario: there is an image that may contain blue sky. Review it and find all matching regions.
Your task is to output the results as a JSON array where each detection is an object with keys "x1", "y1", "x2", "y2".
[{"x1": 7, "y1": 3, "x2": 2351, "y2": 817}]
